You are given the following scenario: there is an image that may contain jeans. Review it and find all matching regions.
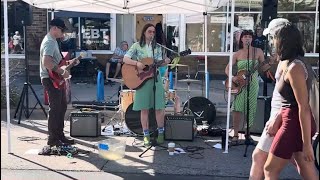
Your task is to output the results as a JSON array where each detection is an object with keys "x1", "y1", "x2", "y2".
[{"x1": 41, "y1": 78, "x2": 67, "y2": 141}]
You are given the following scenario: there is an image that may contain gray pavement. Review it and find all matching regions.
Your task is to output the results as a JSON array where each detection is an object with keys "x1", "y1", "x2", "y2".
[{"x1": 1, "y1": 79, "x2": 300, "y2": 180}]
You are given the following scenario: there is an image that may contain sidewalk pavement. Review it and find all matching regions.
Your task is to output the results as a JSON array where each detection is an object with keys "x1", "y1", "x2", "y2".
[{"x1": 1, "y1": 80, "x2": 300, "y2": 179}]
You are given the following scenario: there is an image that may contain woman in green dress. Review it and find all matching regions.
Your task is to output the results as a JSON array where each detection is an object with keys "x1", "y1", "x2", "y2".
[
  {"x1": 123, "y1": 24, "x2": 170, "y2": 146},
  {"x1": 225, "y1": 30, "x2": 265, "y2": 145}
]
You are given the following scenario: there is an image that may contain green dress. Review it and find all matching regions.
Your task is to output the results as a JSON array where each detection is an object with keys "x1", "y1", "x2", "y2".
[
  {"x1": 231, "y1": 60, "x2": 259, "y2": 127},
  {"x1": 124, "y1": 42, "x2": 165, "y2": 111}
]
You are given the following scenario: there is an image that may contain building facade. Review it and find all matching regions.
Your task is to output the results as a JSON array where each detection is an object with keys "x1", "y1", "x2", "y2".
[{"x1": 1, "y1": 0, "x2": 318, "y2": 81}]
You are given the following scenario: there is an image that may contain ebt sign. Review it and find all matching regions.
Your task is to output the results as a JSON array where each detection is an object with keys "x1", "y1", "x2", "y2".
[{"x1": 82, "y1": 28, "x2": 109, "y2": 39}]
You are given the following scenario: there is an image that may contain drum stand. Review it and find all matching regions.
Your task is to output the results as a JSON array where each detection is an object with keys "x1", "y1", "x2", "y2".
[{"x1": 102, "y1": 81, "x2": 125, "y2": 132}]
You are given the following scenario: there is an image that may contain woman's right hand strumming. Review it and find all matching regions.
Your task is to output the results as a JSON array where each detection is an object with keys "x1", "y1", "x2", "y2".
[{"x1": 136, "y1": 61, "x2": 146, "y2": 70}]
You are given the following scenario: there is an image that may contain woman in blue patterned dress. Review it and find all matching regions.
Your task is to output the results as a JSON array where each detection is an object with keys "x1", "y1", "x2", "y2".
[{"x1": 123, "y1": 24, "x2": 170, "y2": 146}]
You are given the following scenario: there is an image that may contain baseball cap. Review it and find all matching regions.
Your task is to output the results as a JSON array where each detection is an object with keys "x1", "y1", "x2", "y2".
[
  {"x1": 49, "y1": 18, "x2": 67, "y2": 31},
  {"x1": 263, "y1": 18, "x2": 290, "y2": 36}
]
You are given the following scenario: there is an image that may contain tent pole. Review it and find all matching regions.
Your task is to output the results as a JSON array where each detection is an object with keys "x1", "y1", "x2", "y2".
[
  {"x1": 203, "y1": 0, "x2": 209, "y2": 98},
  {"x1": 4, "y1": 0, "x2": 12, "y2": 154},
  {"x1": 224, "y1": 0, "x2": 235, "y2": 154}
]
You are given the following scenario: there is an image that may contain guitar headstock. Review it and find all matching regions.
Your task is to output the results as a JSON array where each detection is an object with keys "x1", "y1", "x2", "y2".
[
  {"x1": 179, "y1": 49, "x2": 191, "y2": 57},
  {"x1": 78, "y1": 52, "x2": 87, "y2": 59}
]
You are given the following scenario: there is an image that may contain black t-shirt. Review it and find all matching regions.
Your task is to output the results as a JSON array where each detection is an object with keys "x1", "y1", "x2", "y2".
[{"x1": 253, "y1": 35, "x2": 267, "y2": 51}]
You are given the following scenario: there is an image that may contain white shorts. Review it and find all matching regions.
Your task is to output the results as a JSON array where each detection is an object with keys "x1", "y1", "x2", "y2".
[{"x1": 256, "y1": 108, "x2": 279, "y2": 153}]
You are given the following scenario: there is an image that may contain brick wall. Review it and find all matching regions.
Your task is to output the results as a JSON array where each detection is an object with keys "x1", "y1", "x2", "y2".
[{"x1": 25, "y1": 7, "x2": 47, "y2": 83}]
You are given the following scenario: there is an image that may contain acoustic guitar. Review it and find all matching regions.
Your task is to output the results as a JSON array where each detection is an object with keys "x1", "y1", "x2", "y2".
[
  {"x1": 48, "y1": 52, "x2": 86, "y2": 89},
  {"x1": 225, "y1": 61, "x2": 271, "y2": 95},
  {"x1": 122, "y1": 49, "x2": 191, "y2": 90}
]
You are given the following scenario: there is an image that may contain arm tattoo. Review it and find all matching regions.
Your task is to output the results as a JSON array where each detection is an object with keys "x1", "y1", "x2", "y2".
[{"x1": 52, "y1": 65, "x2": 58, "y2": 72}]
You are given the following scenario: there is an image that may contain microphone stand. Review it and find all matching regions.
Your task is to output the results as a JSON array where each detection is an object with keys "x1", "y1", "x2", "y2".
[
  {"x1": 243, "y1": 42, "x2": 255, "y2": 157},
  {"x1": 139, "y1": 39, "x2": 166, "y2": 158}
]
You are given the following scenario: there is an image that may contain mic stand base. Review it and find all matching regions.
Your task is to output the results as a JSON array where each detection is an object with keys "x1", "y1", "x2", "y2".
[
  {"x1": 243, "y1": 134, "x2": 256, "y2": 157},
  {"x1": 139, "y1": 136, "x2": 167, "y2": 158}
]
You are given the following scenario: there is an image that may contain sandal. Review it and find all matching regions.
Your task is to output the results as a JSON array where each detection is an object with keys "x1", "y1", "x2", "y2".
[{"x1": 229, "y1": 135, "x2": 239, "y2": 146}]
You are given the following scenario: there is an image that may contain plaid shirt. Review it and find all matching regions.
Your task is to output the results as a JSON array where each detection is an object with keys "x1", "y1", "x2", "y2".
[{"x1": 110, "y1": 47, "x2": 127, "y2": 63}]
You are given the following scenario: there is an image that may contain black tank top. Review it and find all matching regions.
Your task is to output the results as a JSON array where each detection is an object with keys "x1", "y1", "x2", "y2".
[{"x1": 276, "y1": 59, "x2": 313, "y2": 107}]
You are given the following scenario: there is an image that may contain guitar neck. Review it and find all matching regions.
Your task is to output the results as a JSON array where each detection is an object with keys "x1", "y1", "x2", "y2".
[{"x1": 65, "y1": 56, "x2": 81, "y2": 71}]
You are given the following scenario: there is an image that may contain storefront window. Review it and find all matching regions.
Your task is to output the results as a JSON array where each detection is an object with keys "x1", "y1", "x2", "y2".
[
  {"x1": 54, "y1": 11, "x2": 111, "y2": 51},
  {"x1": 278, "y1": 13, "x2": 315, "y2": 53},
  {"x1": 1, "y1": 1, "x2": 25, "y2": 54},
  {"x1": 186, "y1": 13, "x2": 204, "y2": 52},
  {"x1": 55, "y1": 17, "x2": 79, "y2": 52},
  {"x1": 166, "y1": 14, "x2": 180, "y2": 54},
  {"x1": 295, "y1": 0, "x2": 317, "y2": 11},
  {"x1": 208, "y1": 13, "x2": 228, "y2": 52},
  {"x1": 81, "y1": 18, "x2": 110, "y2": 50}
]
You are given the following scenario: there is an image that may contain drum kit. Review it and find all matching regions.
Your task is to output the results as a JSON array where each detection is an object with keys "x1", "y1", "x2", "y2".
[{"x1": 104, "y1": 63, "x2": 216, "y2": 136}]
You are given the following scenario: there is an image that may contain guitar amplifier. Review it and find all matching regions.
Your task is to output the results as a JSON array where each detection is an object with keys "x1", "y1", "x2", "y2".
[
  {"x1": 70, "y1": 111, "x2": 102, "y2": 137},
  {"x1": 240, "y1": 96, "x2": 271, "y2": 134},
  {"x1": 164, "y1": 114, "x2": 196, "y2": 141}
]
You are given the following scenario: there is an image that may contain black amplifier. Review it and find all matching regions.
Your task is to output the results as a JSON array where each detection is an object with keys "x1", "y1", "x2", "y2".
[
  {"x1": 164, "y1": 114, "x2": 196, "y2": 141},
  {"x1": 70, "y1": 111, "x2": 102, "y2": 137}
]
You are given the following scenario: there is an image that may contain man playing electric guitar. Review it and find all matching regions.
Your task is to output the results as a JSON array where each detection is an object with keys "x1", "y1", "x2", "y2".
[
  {"x1": 123, "y1": 23, "x2": 171, "y2": 147},
  {"x1": 40, "y1": 18, "x2": 80, "y2": 148}
]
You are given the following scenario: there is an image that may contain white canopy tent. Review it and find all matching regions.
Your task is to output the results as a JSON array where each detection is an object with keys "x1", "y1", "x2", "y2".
[{"x1": 4, "y1": 0, "x2": 236, "y2": 153}]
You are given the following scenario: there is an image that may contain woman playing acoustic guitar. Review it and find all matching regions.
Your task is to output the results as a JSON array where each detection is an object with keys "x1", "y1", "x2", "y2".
[
  {"x1": 123, "y1": 24, "x2": 171, "y2": 147},
  {"x1": 225, "y1": 30, "x2": 265, "y2": 145}
]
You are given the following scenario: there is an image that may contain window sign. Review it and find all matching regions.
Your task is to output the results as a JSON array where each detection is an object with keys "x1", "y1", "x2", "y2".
[
  {"x1": 81, "y1": 18, "x2": 110, "y2": 50},
  {"x1": 238, "y1": 16, "x2": 254, "y2": 30}
]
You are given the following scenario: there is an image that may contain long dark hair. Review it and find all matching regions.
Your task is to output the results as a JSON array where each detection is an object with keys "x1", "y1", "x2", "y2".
[
  {"x1": 238, "y1": 30, "x2": 254, "y2": 49},
  {"x1": 275, "y1": 23, "x2": 304, "y2": 61},
  {"x1": 139, "y1": 23, "x2": 155, "y2": 47}
]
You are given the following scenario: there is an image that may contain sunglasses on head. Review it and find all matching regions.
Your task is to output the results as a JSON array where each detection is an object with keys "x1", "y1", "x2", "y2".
[{"x1": 242, "y1": 30, "x2": 253, "y2": 35}]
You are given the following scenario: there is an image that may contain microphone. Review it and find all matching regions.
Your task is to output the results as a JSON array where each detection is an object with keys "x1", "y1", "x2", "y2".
[
  {"x1": 246, "y1": 41, "x2": 250, "y2": 46},
  {"x1": 150, "y1": 36, "x2": 156, "y2": 48}
]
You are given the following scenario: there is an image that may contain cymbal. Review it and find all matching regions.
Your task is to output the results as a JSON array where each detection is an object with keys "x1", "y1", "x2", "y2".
[
  {"x1": 107, "y1": 78, "x2": 124, "y2": 83},
  {"x1": 178, "y1": 79, "x2": 201, "y2": 83},
  {"x1": 167, "y1": 64, "x2": 188, "y2": 67}
]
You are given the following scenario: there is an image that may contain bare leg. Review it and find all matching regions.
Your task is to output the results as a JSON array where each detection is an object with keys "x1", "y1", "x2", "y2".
[
  {"x1": 232, "y1": 111, "x2": 242, "y2": 137},
  {"x1": 155, "y1": 109, "x2": 165, "y2": 128},
  {"x1": 292, "y1": 152, "x2": 319, "y2": 180},
  {"x1": 140, "y1": 109, "x2": 149, "y2": 130},
  {"x1": 113, "y1": 62, "x2": 122, "y2": 78},
  {"x1": 105, "y1": 62, "x2": 111, "y2": 80},
  {"x1": 174, "y1": 96, "x2": 181, "y2": 113},
  {"x1": 264, "y1": 153, "x2": 289, "y2": 180},
  {"x1": 249, "y1": 148, "x2": 269, "y2": 180}
]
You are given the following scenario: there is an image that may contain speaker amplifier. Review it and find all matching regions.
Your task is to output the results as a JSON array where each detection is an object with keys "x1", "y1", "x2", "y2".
[
  {"x1": 70, "y1": 111, "x2": 102, "y2": 137},
  {"x1": 164, "y1": 114, "x2": 195, "y2": 141}
]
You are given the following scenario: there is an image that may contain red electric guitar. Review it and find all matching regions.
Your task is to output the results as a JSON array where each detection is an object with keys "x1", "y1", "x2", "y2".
[
  {"x1": 122, "y1": 49, "x2": 191, "y2": 90},
  {"x1": 48, "y1": 52, "x2": 85, "y2": 89}
]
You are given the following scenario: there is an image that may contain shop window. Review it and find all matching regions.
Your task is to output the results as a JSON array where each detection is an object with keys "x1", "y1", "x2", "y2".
[
  {"x1": 186, "y1": 13, "x2": 204, "y2": 52},
  {"x1": 278, "y1": 13, "x2": 316, "y2": 53},
  {"x1": 1, "y1": 1, "x2": 25, "y2": 54},
  {"x1": 166, "y1": 14, "x2": 180, "y2": 54},
  {"x1": 208, "y1": 13, "x2": 229, "y2": 52},
  {"x1": 81, "y1": 18, "x2": 111, "y2": 50}
]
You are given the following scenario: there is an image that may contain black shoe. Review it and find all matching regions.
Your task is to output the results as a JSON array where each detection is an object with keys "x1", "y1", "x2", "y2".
[
  {"x1": 60, "y1": 137, "x2": 75, "y2": 145},
  {"x1": 47, "y1": 139, "x2": 65, "y2": 146},
  {"x1": 38, "y1": 145, "x2": 52, "y2": 155}
]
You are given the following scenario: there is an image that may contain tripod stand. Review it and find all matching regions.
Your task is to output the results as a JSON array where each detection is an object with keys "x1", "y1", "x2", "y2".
[
  {"x1": 14, "y1": 23, "x2": 47, "y2": 124},
  {"x1": 139, "y1": 44, "x2": 167, "y2": 158},
  {"x1": 243, "y1": 43, "x2": 256, "y2": 157}
]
